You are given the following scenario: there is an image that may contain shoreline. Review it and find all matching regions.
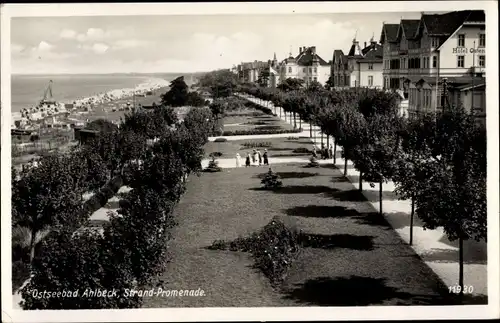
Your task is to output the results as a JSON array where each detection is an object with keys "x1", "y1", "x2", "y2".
[{"x1": 11, "y1": 77, "x2": 172, "y2": 121}]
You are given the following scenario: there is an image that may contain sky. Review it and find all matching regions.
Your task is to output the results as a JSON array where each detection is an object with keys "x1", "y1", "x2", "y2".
[{"x1": 10, "y1": 12, "x2": 429, "y2": 74}]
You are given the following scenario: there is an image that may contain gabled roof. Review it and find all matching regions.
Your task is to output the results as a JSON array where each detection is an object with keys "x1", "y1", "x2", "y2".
[
  {"x1": 295, "y1": 47, "x2": 329, "y2": 66},
  {"x1": 398, "y1": 19, "x2": 420, "y2": 40},
  {"x1": 379, "y1": 23, "x2": 399, "y2": 43},
  {"x1": 348, "y1": 42, "x2": 363, "y2": 57},
  {"x1": 361, "y1": 43, "x2": 383, "y2": 62},
  {"x1": 419, "y1": 10, "x2": 484, "y2": 37},
  {"x1": 333, "y1": 49, "x2": 346, "y2": 64}
]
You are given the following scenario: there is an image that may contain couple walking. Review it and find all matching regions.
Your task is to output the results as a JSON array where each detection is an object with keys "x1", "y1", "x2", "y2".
[
  {"x1": 235, "y1": 149, "x2": 268, "y2": 167},
  {"x1": 312, "y1": 143, "x2": 334, "y2": 159}
]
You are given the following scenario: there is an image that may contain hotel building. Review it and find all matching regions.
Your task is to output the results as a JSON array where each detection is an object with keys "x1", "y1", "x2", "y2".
[
  {"x1": 278, "y1": 46, "x2": 331, "y2": 87},
  {"x1": 380, "y1": 10, "x2": 486, "y2": 120}
]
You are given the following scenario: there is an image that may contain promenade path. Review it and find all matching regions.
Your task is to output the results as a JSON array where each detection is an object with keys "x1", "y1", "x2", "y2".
[{"x1": 240, "y1": 94, "x2": 487, "y2": 299}]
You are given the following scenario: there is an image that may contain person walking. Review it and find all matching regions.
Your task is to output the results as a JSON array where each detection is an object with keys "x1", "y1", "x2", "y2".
[
  {"x1": 253, "y1": 149, "x2": 259, "y2": 166},
  {"x1": 252, "y1": 149, "x2": 257, "y2": 164},
  {"x1": 257, "y1": 150, "x2": 262, "y2": 166},
  {"x1": 312, "y1": 145, "x2": 317, "y2": 158},
  {"x1": 245, "y1": 153, "x2": 251, "y2": 167},
  {"x1": 263, "y1": 149, "x2": 269, "y2": 166},
  {"x1": 235, "y1": 153, "x2": 241, "y2": 167},
  {"x1": 329, "y1": 144, "x2": 333, "y2": 159}
]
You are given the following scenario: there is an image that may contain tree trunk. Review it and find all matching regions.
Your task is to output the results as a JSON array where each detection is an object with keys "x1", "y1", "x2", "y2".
[
  {"x1": 334, "y1": 141, "x2": 337, "y2": 164},
  {"x1": 299, "y1": 118, "x2": 302, "y2": 129},
  {"x1": 29, "y1": 228, "x2": 37, "y2": 264},
  {"x1": 279, "y1": 107, "x2": 282, "y2": 118},
  {"x1": 293, "y1": 112, "x2": 297, "y2": 128},
  {"x1": 309, "y1": 123, "x2": 312, "y2": 138},
  {"x1": 326, "y1": 135, "x2": 329, "y2": 147},
  {"x1": 410, "y1": 195, "x2": 415, "y2": 245},
  {"x1": 284, "y1": 111, "x2": 287, "y2": 121},
  {"x1": 359, "y1": 172, "x2": 363, "y2": 191},
  {"x1": 379, "y1": 179, "x2": 383, "y2": 215},
  {"x1": 344, "y1": 155, "x2": 348, "y2": 177},
  {"x1": 321, "y1": 132, "x2": 324, "y2": 145},
  {"x1": 459, "y1": 236, "x2": 464, "y2": 299}
]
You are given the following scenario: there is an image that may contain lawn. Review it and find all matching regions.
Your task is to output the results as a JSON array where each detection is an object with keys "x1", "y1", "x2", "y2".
[
  {"x1": 204, "y1": 136, "x2": 316, "y2": 159},
  {"x1": 143, "y1": 163, "x2": 455, "y2": 307},
  {"x1": 222, "y1": 108, "x2": 295, "y2": 133}
]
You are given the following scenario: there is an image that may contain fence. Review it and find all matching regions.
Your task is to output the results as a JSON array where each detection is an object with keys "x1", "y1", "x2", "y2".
[{"x1": 12, "y1": 130, "x2": 74, "y2": 157}]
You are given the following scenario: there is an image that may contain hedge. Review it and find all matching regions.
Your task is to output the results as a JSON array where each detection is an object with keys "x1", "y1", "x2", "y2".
[{"x1": 222, "y1": 128, "x2": 302, "y2": 136}]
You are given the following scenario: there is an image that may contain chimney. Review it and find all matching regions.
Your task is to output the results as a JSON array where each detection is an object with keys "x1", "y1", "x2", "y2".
[
  {"x1": 364, "y1": 41, "x2": 367, "y2": 48},
  {"x1": 299, "y1": 47, "x2": 302, "y2": 54},
  {"x1": 311, "y1": 46, "x2": 316, "y2": 54}
]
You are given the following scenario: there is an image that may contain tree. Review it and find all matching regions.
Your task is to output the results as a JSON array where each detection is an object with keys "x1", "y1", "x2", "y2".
[
  {"x1": 197, "y1": 69, "x2": 239, "y2": 98},
  {"x1": 85, "y1": 118, "x2": 118, "y2": 133},
  {"x1": 412, "y1": 107, "x2": 486, "y2": 299},
  {"x1": 161, "y1": 76, "x2": 189, "y2": 107},
  {"x1": 257, "y1": 69, "x2": 271, "y2": 87},
  {"x1": 21, "y1": 229, "x2": 141, "y2": 309},
  {"x1": 350, "y1": 113, "x2": 402, "y2": 214},
  {"x1": 12, "y1": 155, "x2": 82, "y2": 263},
  {"x1": 277, "y1": 78, "x2": 304, "y2": 92}
]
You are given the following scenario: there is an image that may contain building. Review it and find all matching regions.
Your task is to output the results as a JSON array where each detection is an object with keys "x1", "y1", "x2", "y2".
[
  {"x1": 330, "y1": 37, "x2": 384, "y2": 89},
  {"x1": 278, "y1": 46, "x2": 331, "y2": 87},
  {"x1": 380, "y1": 10, "x2": 486, "y2": 120},
  {"x1": 235, "y1": 54, "x2": 280, "y2": 87}
]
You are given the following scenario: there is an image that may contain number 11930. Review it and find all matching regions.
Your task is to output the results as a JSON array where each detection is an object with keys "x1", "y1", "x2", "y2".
[{"x1": 449, "y1": 285, "x2": 474, "y2": 294}]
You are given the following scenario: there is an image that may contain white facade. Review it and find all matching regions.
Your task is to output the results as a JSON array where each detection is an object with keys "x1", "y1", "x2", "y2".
[{"x1": 278, "y1": 46, "x2": 331, "y2": 87}]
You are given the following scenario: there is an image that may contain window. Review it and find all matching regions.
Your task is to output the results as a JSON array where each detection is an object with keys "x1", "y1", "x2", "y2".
[
  {"x1": 432, "y1": 56, "x2": 437, "y2": 68},
  {"x1": 368, "y1": 63, "x2": 373, "y2": 70},
  {"x1": 288, "y1": 67, "x2": 292, "y2": 73},
  {"x1": 309, "y1": 67, "x2": 312, "y2": 73},
  {"x1": 313, "y1": 77, "x2": 317, "y2": 82},
  {"x1": 314, "y1": 67, "x2": 317, "y2": 73},
  {"x1": 479, "y1": 55, "x2": 485, "y2": 67},
  {"x1": 368, "y1": 76, "x2": 373, "y2": 87},
  {"x1": 458, "y1": 34, "x2": 465, "y2": 47},
  {"x1": 457, "y1": 55, "x2": 465, "y2": 68},
  {"x1": 303, "y1": 68, "x2": 306, "y2": 73},
  {"x1": 479, "y1": 34, "x2": 485, "y2": 47},
  {"x1": 339, "y1": 75, "x2": 343, "y2": 85}
]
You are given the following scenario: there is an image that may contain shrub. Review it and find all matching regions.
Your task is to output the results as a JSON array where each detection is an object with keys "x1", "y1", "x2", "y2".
[
  {"x1": 222, "y1": 128, "x2": 302, "y2": 136},
  {"x1": 292, "y1": 147, "x2": 310, "y2": 154},
  {"x1": 204, "y1": 157, "x2": 222, "y2": 172},
  {"x1": 241, "y1": 141, "x2": 272, "y2": 148},
  {"x1": 287, "y1": 136, "x2": 299, "y2": 140},
  {"x1": 209, "y1": 217, "x2": 300, "y2": 287},
  {"x1": 12, "y1": 261, "x2": 30, "y2": 293},
  {"x1": 306, "y1": 156, "x2": 320, "y2": 168},
  {"x1": 209, "y1": 152, "x2": 223, "y2": 158},
  {"x1": 261, "y1": 168, "x2": 283, "y2": 190},
  {"x1": 214, "y1": 138, "x2": 227, "y2": 142}
]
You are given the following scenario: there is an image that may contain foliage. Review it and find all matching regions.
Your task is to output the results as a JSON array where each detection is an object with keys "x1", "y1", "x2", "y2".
[
  {"x1": 161, "y1": 76, "x2": 189, "y2": 107},
  {"x1": 21, "y1": 229, "x2": 141, "y2": 309},
  {"x1": 277, "y1": 78, "x2": 305, "y2": 92},
  {"x1": 260, "y1": 168, "x2": 283, "y2": 190},
  {"x1": 204, "y1": 156, "x2": 222, "y2": 173},
  {"x1": 85, "y1": 118, "x2": 118, "y2": 133},
  {"x1": 209, "y1": 217, "x2": 300, "y2": 287},
  {"x1": 12, "y1": 155, "x2": 82, "y2": 263},
  {"x1": 222, "y1": 128, "x2": 302, "y2": 136},
  {"x1": 241, "y1": 141, "x2": 272, "y2": 148},
  {"x1": 209, "y1": 152, "x2": 223, "y2": 158},
  {"x1": 197, "y1": 69, "x2": 239, "y2": 98}
]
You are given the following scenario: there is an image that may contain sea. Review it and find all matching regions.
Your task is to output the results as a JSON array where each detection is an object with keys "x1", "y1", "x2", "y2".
[{"x1": 10, "y1": 73, "x2": 196, "y2": 113}]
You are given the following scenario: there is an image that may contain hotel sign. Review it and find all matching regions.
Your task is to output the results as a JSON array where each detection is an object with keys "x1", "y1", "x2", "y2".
[{"x1": 452, "y1": 47, "x2": 485, "y2": 54}]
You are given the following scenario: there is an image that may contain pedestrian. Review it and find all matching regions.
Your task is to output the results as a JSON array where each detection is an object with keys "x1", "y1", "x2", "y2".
[
  {"x1": 245, "y1": 153, "x2": 251, "y2": 167},
  {"x1": 235, "y1": 153, "x2": 241, "y2": 167},
  {"x1": 252, "y1": 149, "x2": 257, "y2": 164},
  {"x1": 257, "y1": 150, "x2": 262, "y2": 166},
  {"x1": 329, "y1": 144, "x2": 333, "y2": 159},
  {"x1": 253, "y1": 149, "x2": 259, "y2": 166},
  {"x1": 263, "y1": 149, "x2": 269, "y2": 165},
  {"x1": 312, "y1": 145, "x2": 317, "y2": 158}
]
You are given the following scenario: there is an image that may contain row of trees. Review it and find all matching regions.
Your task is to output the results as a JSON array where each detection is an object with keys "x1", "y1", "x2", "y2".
[
  {"x1": 14, "y1": 101, "x2": 216, "y2": 308},
  {"x1": 239, "y1": 82, "x2": 486, "y2": 296}
]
